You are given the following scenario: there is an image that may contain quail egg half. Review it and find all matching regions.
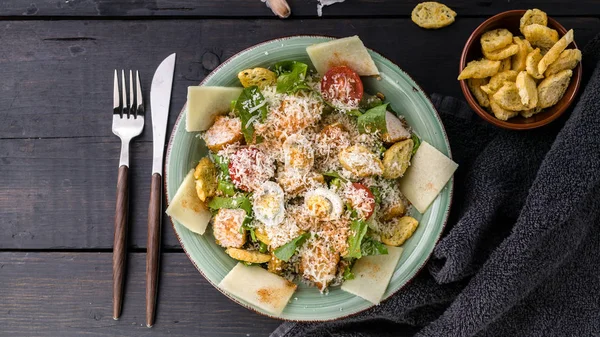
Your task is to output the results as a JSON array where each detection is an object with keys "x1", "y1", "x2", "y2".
[
  {"x1": 304, "y1": 187, "x2": 344, "y2": 221},
  {"x1": 253, "y1": 181, "x2": 285, "y2": 227}
]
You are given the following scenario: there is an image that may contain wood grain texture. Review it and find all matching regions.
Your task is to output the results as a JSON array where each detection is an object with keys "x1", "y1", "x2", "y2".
[
  {"x1": 1, "y1": 0, "x2": 600, "y2": 17},
  {"x1": 1, "y1": 18, "x2": 598, "y2": 139},
  {"x1": 113, "y1": 165, "x2": 129, "y2": 320},
  {"x1": 0, "y1": 18, "x2": 598, "y2": 250},
  {"x1": 0, "y1": 252, "x2": 281, "y2": 336},
  {"x1": 146, "y1": 173, "x2": 162, "y2": 327}
]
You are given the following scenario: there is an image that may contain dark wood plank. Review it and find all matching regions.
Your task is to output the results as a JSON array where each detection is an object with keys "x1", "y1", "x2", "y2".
[
  {"x1": 1, "y1": 18, "x2": 598, "y2": 138},
  {"x1": 0, "y1": 252, "x2": 281, "y2": 336},
  {"x1": 0, "y1": 137, "x2": 184, "y2": 249},
  {"x1": 1, "y1": 0, "x2": 600, "y2": 17},
  {"x1": 1, "y1": 17, "x2": 599, "y2": 250}
]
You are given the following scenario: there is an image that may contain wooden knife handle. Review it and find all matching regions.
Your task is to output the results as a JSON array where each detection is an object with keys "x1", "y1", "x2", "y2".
[
  {"x1": 113, "y1": 165, "x2": 129, "y2": 320},
  {"x1": 146, "y1": 173, "x2": 162, "y2": 327}
]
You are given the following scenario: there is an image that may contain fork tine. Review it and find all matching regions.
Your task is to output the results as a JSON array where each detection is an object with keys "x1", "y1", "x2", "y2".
[
  {"x1": 113, "y1": 70, "x2": 121, "y2": 116},
  {"x1": 121, "y1": 70, "x2": 129, "y2": 118},
  {"x1": 135, "y1": 70, "x2": 144, "y2": 117},
  {"x1": 129, "y1": 70, "x2": 136, "y2": 116}
]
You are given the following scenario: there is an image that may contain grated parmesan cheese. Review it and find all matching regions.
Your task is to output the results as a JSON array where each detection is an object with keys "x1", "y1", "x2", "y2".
[
  {"x1": 261, "y1": 215, "x2": 302, "y2": 249},
  {"x1": 341, "y1": 182, "x2": 374, "y2": 219},
  {"x1": 200, "y1": 69, "x2": 415, "y2": 292}
]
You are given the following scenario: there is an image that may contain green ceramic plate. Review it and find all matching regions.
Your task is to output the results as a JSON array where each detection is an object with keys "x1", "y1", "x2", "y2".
[{"x1": 165, "y1": 36, "x2": 453, "y2": 321}]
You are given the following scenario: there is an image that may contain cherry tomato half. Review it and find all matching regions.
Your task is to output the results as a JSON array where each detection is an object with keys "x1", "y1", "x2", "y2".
[
  {"x1": 351, "y1": 183, "x2": 376, "y2": 220},
  {"x1": 228, "y1": 147, "x2": 263, "y2": 192},
  {"x1": 320, "y1": 66, "x2": 364, "y2": 107}
]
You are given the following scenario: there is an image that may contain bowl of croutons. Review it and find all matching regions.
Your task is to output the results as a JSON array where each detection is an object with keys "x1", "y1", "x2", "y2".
[{"x1": 458, "y1": 9, "x2": 582, "y2": 130}]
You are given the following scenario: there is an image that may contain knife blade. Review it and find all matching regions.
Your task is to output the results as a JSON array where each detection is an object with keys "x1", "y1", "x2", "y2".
[
  {"x1": 146, "y1": 53, "x2": 176, "y2": 328},
  {"x1": 150, "y1": 53, "x2": 176, "y2": 175}
]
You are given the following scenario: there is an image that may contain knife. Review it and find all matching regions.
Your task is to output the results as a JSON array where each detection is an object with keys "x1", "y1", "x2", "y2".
[{"x1": 146, "y1": 53, "x2": 176, "y2": 328}]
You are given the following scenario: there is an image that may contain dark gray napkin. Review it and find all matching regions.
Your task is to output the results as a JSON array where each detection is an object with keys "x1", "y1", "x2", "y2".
[{"x1": 271, "y1": 33, "x2": 600, "y2": 337}]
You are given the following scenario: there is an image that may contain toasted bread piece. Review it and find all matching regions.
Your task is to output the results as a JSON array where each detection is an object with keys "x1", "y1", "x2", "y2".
[
  {"x1": 489, "y1": 99, "x2": 519, "y2": 121},
  {"x1": 516, "y1": 71, "x2": 538, "y2": 109},
  {"x1": 339, "y1": 145, "x2": 384, "y2": 178},
  {"x1": 458, "y1": 59, "x2": 501, "y2": 80},
  {"x1": 512, "y1": 37, "x2": 533, "y2": 72},
  {"x1": 468, "y1": 78, "x2": 490, "y2": 108},
  {"x1": 544, "y1": 49, "x2": 582, "y2": 76},
  {"x1": 238, "y1": 68, "x2": 277, "y2": 88},
  {"x1": 480, "y1": 70, "x2": 518, "y2": 95},
  {"x1": 381, "y1": 216, "x2": 419, "y2": 247},
  {"x1": 526, "y1": 48, "x2": 545, "y2": 79},
  {"x1": 523, "y1": 24, "x2": 559, "y2": 50},
  {"x1": 193, "y1": 157, "x2": 217, "y2": 202},
  {"x1": 499, "y1": 58, "x2": 512, "y2": 72},
  {"x1": 537, "y1": 69, "x2": 573, "y2": 108},
  {"x1": 483, "y1": 43, "x2": 519, "y2": 61},
  {"x1": 492, "y1": 82, "x2": 528, "y2": 111},
  {"x1": 382, "y1": 139, "x2": 414, "y2": 179},
  {"x1": 225, "y1": 248, "x2": 272, "y2": 264},
  {"x1": 481, "y1": 29, "x2": 513, "y2": 53},
  {"x1": 411, "y1": 2, "x2": 457, "y2": 29},
  {"x1": 538, "y1": 29, "x2": 574, "y2": 75},
  {"x1": 520, "y1": 9, "x2": 548, "y2": 34},
  {"x1": 520, "y1": 107, "x2": 543, "y2": 118}
]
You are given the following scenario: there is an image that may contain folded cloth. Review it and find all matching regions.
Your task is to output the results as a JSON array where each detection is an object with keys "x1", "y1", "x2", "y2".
[{"x1": 272, "y1": 33, "x2": 600, "y2": 337}]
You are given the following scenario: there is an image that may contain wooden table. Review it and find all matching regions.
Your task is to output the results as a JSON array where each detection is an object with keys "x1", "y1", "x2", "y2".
[{"x1": 1, "y1": 1, "x2": 598, "y2": 336}]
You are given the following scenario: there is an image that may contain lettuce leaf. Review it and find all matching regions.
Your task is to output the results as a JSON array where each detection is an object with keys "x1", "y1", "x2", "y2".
[
  {"x1": 210, "y1": 154, "x2": 236, "y2": 196},
  {"x1": 345, "y1": 219, "x2": 369, "y2": 259},
  {"x1": 343, "y1": 265, "x2": 355, "y2": 280},
  {"x1": 360, "y1": 237, "x2": 388, "y2": 256},
  {"x1": 357, "y1": 103, "x2": 389, "y2": 134},
  {"x1": 234, "y1": 86, "x2": 268, "y2": 142},
  {"x1": 207, "y1": 196, "x2": 252, "y2": 215},
  {"x1": 274, "y1": 232, "x2": 310, "y2": 262},
  {"x1": 411, "y1": 133, "x2": 422, "y2": 156},
  {"x1": 359, "y1": 93, "x2": 383, "y2": 110},
  {"x1": 273, "y1": 61, "x2": 310, "y2": 93}
]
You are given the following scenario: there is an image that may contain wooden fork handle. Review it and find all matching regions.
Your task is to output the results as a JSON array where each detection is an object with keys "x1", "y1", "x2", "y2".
[
  {"x1": 113, "y1": 165, "x2": 129, "y2": 320},
  {"x1": 146, "y1": 173, "x2": 162, "y2": 328}
]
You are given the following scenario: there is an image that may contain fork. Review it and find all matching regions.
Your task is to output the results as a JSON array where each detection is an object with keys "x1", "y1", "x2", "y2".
[{"x1": 112, "y1": 69, "x2": 144, "y2": 320}]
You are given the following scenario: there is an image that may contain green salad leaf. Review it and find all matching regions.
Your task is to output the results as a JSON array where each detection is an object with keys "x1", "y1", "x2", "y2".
[
  {"x1": 218, "y1": 180, "x2": 236, "y2": 197},
  {"x1": 210, "y1": 154, "x2": 236, "y2": 196},
  {"x1": 329, "y1": 178, "x2": 342, "y2": 189},
  {"x1": 239, "y1": 221, "x2": 257, "y2": 240},
  {"x1": 259, "y1": 242, "x2": 268, "y2": 254},
  {"x1": 211, "y1": 154, "x2": 229, "y2": 173},
  {"x1": 274, "y1": 232, "x2": 310, "y2": 262},
  {"x1": 359, "y1": 93, "x2": 383, "y2": 110},
  {"x1": 343, "y1": 265, "x2": 355, "y2": 280},
  {"x1": 346, "y1": 109, "x2": 363, "y2": 117},
  {"x1": 370, "y1": 186, "x2": 382, "y2": 204},
  {"x1": 273, "y1": 61, "x2": 310, "y2": 93},
  {"x1": 411, "y1": 133, "x2": 422, "y2": 156},
  {"x1": 322, "y1": 171, "x2": 349, "y2": 182},
  {"x1": 357, "y1": 103, "x2": 389, "y2": 134},
  {"x1": 360, "y1": 237, "x2": 388, "y2": 256},
  {"x1": 208, "y1": 196, "x2": 252, "y2": 215},
  {"x1": 345, "y1": 218, "x2": 369, "y2": 259},
  {"x1": 234, "y1": 86, "x2": 268, "y2": 142}
]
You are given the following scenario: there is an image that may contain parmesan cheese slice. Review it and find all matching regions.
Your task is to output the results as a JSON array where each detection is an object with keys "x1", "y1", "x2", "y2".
[
  {"x1": 186, "y1": 86, "x2": 242, "y2": 132},
  {"x1": 398, "y1": 141, "x2": 458, "y2": 213},
  {"x1": 165, "y1": 169, "x2": 212, "y2": 235},
  {"x1": 341, "y1": 246, "x2": 403, "y2": 304},
  {"x1": 306, "y1": 36, "x2": 379, "y2": 76},
  {"x1": 219, "y1": 263, "x2": 298, "y2": 316}
]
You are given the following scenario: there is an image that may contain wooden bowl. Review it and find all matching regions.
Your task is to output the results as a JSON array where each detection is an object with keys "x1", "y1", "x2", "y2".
[{"x1": 459, "y1": 10, "x2": 582, "y2": 130}]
